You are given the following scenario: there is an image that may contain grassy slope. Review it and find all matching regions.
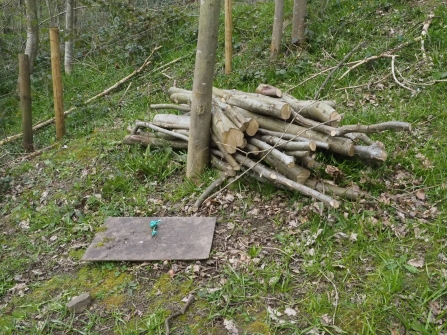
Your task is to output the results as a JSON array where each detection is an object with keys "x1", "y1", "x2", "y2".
[{"x1": 1, "y1": 0, "x2": 447, "y2": 334}]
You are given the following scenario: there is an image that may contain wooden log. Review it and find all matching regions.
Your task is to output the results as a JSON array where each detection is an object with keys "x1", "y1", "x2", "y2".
[
  {"x1": 243, "y1": 143, "x2": 260, "y2": 156},
  {"x1": 284, "y1": 150, "x2": 310, "y2": 158},
  {"x1": 211, "y1": 133, "x2": 240, "y2": 170},
  {"x1": 150, "y1": 104, "x2": 191, "y2": 113},
  {"x1": 152, "y1": 114, "x2": 191, "y2": 129},
  {"x1": 211, "y1": 155, "x2": 236, "y2": 176},
  {"x1": 169, "y1": 92, "x2": 192, "y2": 105},
  {"x1": 281, "y1": 93, "x2": 341, "y2": 126},
  {"x1": 134, "y1": 121, "x2": 189, "y2": 142},
  {"x1": 211, "y1": 107, "x2": 244, "y2": 153},
  {"x1": 298, "y1": 156, "x2": 321, "y2": 169},
  {"x1": 248, "y1": 137, "x2": 295, "y2": 167},
  {"x1": 304, "y1": 179, "x2": 360, "y2": 201},
  {"x1": 258, "y1": 134, "x2": 316, "y2": 151},
  {"x1": 354, "y1": 142, "x2": 388, "y2": 161},
  {"x1": 136, "y1": 129, "x2": 178, "y2": 141},
  {"x1": 123, "y1": 135, "x2": 188, "y2": 149},
  {"x1": 344, "y1": 132, "x2": 374, "y2": 146},
  {"x1": 261, "y1": 153, "x2": 310, "y2": 184},
  {"x1": 237, "y1": 109, "x2": 355, "y2": 156},
  {"x1": 193, "y1": 172, "x2": 228, "y2": 212},
  {"x1": 256, "y1": 128, "x2": 330, "y2": 149},
  {"x1": 213, "y1": 87, "x2": 291, "y2": 120},
  {"x1": 290, "y1": 110, "x2": 335, "y2": 136},
  {"x1": 234, "y1": 153, "x2": 339, "y2": 208},
  {"x1": 230, "y1": 105, "x2": 259, "y2": 135},
  {"x1": 222, "y1": 105, "x2": 249, "y2": 132},
  {"x1": 255, "y1": 84, "x2": 282, "y2": 98},
  {"x1": 331, "y1": 121, "x2": 412, "y2": 137}
]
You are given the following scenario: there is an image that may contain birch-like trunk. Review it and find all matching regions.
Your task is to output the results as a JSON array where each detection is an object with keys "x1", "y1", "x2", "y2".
[
  {"x1": 24, "y1": 0, "x2": 39, "y2": 73},
  {"x1": 64, "y1": 0, "x2": 74, "y2": 74},
  {"x1": 270, "y1": 0, "x2": 284, "y2": 58},
  {"x1": 291, "y1": 0, "x2": 307, "y2": 46},
  {"x1": 186, "y1": 0, "x2": 221, "y2": 179}
]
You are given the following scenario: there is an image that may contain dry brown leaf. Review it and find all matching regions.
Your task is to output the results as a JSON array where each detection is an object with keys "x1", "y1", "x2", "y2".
[
  {"x1": 415, "y1": 189, "x2": 426, "y2": 200},
  {"x1": 407, "y1": 258, "x2": 424, "y2": 268}
]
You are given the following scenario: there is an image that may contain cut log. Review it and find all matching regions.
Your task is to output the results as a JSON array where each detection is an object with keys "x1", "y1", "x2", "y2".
[
  {"x1": 281, "y1": 93, "x2": 341, "y2": 126},
  {"x1": 134, "y1": 121, "x2": 189, "y2": 142},
  {"x1": 331, "y1": 121, "x2": 412, "y2": 137},
  {"x1": 237, "y1": 109, "x2": 355, "y2": 156},
  {"x1": 222, "y1": 105, "x2": 249, "y2": 132},
  {"x1": 234, "y1": 153, "x2": 339, "y2": 208},
  {"x1": 211, "y1": 133, "x2": 241, "y2": 170},
  {"x1": 290, "y1": 110, "x2": 335, "y2": 136},
  {"x1": 152, "y1": 114, "x2": 191, "y2": 129},
  {"x1": 123, "y1": 135, "x2": 188, "y2": 149},
  {"x1": 213, "y1": 87, "x2": 291, "y2": 120},
  {"x1": 258, "y1": 134, "x2": 316, "y2": 151},
  {"x1": 211, "y1": 107, "x2": 244, "y2": 153},
  {"x1": 298, "y1": 156, "x2": 321, "y2": 168},
  {"x1": 256, "y1": 128, "x2": 330, "y2": 149},
  {"x1": 243, "y1": 143, "x2": 260, "y2": 155},
  {"x1": 344, "y1": 132, "x2": 374, "y2": 146},
  {"x1": 255, "y1": 84, "x2": 282, "y2": 98},
  {"x1": 304, "y1": 179, "x2": 360, "y2": 201},
  {"x1": 284, "y1": 150, "x2": 310, "y2": 158},
  {"x1": 354, "y1": 142, "x2": 388, "y2": 161},
  {"x1": 169, "y1": 92, "x2": 192, "y2": 105},
  {"x1": 248, "y1": 137, "x2": 295, "y2": 167},
  {"x1": 262, "y1": 153, "x2": 310, "y2": 184},
  {"x1": 211, "y1": 155, "x2": 236, "y2": 176}
]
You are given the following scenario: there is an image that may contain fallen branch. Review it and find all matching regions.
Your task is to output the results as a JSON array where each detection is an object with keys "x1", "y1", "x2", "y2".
[
  {"x1": 150, "y1": 104, "x2": 191, "y2": 113},
  {"x1": 0, "y1": 46, "x2": 162, "y2": 147},
  {"x1": 134, "y1": 121, "x2": 189, "y2": 142},
  {"x1": 331, "y1": 121, "x2": 412, "y2": 137},
  {"x1": 165, "y1": 294, "x2": 195, "y2": 335},
  {"x1": 314, "y1": 41, "x2": 366, "y2": 100},
  {"x1": 234, "y1": 153, "x2": 339, "y2": 208},
  {"x1": 391, "y1": 55, "x2": 417, "y2": 94},
  {"x1": 193, "y1": 173, "x2": 229, "y2": 212},
  {"x1": 2, "y1": 144, "x2": 58, "y2": 168}
]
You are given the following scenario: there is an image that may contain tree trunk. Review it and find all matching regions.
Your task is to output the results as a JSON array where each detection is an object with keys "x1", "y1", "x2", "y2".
[
  {"x1": 64, "y1": 0, "x2": 74, "y2": 74},
  {"x1": 291, "y1": 0, "x2": 307, "y2": 47},
  {"x1": 25, "y1": 0, "x2": 39, "y2": 73},
  {"x1": 187, "y1": 0, "x2": 221, "y2": 180},
  {"x1": 270, "y1": 0, "x2": 284, "y2": 58}
]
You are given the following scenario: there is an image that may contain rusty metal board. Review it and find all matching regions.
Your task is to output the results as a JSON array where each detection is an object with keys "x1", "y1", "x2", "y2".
[{"x1": 81, "y1": 217, "x2": 216, "y2": 261}]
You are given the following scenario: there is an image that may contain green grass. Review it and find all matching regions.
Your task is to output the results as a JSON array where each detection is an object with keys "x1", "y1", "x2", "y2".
[{"x1": 1, "y1": 0, "x2": 447, "y2": 333}]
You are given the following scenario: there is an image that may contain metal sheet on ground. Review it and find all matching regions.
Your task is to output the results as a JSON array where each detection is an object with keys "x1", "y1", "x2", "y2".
[{"x1": 81, "y1": 217, "x2": 216, "y2": 261}]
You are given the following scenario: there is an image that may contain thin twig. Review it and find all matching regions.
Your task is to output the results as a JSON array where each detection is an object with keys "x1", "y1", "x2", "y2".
[
  {"x1": 391, "y1": 56, "x2": 417, "y2": 94},
  {"x1": 117, "y1": 82, "x2": 132, "y2": 108},
  {"x1": 165, "y1": 294, "x2": 195, "y2": 335},
  {"x1": 314, "y1": 41, "x2": 366, "y2": 100},
  {"x1": 319, "y1": 270, "x2": 339, "y2": 324}
]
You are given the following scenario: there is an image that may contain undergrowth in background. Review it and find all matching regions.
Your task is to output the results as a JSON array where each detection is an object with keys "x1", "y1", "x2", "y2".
[{"x1": 1, "y1": 0, "x2": 447, "y2": 334}]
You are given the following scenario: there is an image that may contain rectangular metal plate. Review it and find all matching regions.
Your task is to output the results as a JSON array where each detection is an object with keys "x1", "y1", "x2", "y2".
[{"x1": 81, "y1": 217, "x2": 216, "y2": 261}]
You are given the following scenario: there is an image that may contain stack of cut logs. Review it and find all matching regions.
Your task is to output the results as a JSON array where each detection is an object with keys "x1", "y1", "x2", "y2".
[{"x1": 124, "y1": 84, "x2": 411, "y2": 209}]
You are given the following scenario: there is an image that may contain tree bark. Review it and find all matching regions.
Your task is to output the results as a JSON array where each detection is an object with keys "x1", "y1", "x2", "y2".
[
  {"x1": 64, "y1": 0, "x2": 74, "y2": 74},
  {"x1": 331, "y1": 121, "x2": 412, "y2": 137},
  {"x1": 248, "y1": 137, "x2": 295, "y2": 167},
  {"x1": 270, "y1": 0, "x2": 284, "y2": 58},
  {"x1": 291, "y1": 0, "x2": 307, "y2": 46},
  {"x1": 152, "y1": 114, "x2": 191, "y2": 129},
  {"x1": 224, "y1": 0, "x2": 232, "y2": 74},
  {"x1": 187, "y1": 0, "x2": 221, "y2": 180},
  {"x1": 25, "y1": 0, "x2": 39, "y2": 73}
]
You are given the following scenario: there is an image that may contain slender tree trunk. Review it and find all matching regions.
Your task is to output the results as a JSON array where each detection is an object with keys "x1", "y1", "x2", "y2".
[
  {"x1": 45, "y1": 0, "x2": 55, "y2": 27},
  {"x1": 64, "y1": 0, "x2": 74, "y2": 74},
  {"x1": 270, "y1": 0, "x2": 284, "y2": 58},
  {"x1": 24, "y1": 0, "x2": 39, "y2": 73},
  {"x1": 186, "y1": 0, "x2": 221, "y2": 180},
  {"x1": 291, "y1": 0, "x2": 307, "y2": 46}
]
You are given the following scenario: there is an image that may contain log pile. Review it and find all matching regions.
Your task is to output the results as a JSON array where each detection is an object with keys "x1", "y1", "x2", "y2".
[{"x1": 124, "y1": 84, "x2": 412, "y2": 209}]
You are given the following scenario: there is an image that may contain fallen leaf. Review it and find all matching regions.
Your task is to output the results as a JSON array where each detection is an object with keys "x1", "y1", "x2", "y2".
[
  {"x1": 320, "y1": 313, "x2": 333, "y2": 325},
  {"x1": 407, "y1": 258, "x2": 424, "y2": 268},
  {"x1": 284, "y1": 307, "x2": 297, "y2": 316},
  {"x1": 223, "y1": 319, "x2": 239, "y2": 335},
  {"x1": 415, "y1": 189, "x2": 426, "y2": 200}
]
